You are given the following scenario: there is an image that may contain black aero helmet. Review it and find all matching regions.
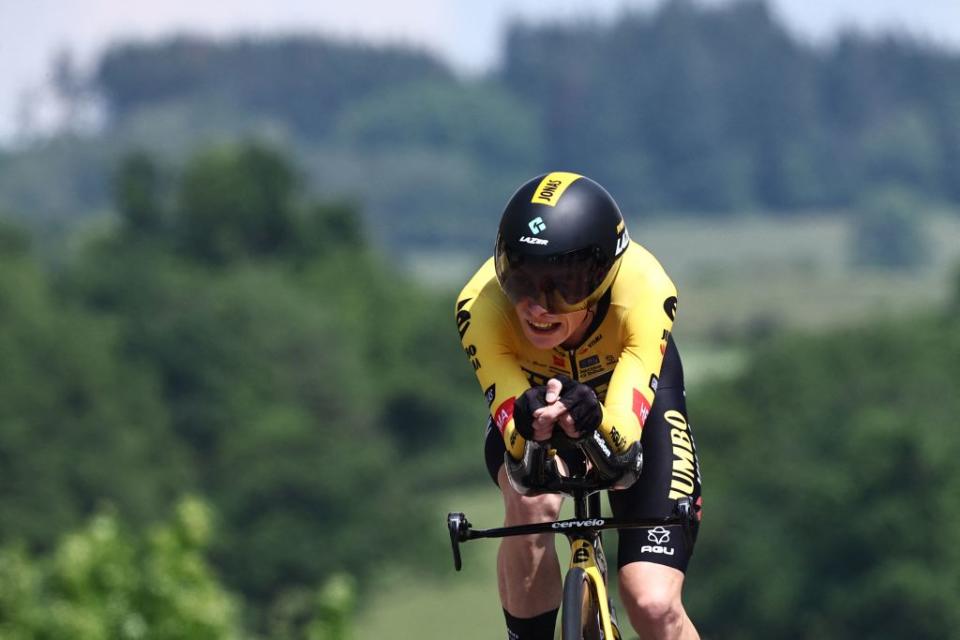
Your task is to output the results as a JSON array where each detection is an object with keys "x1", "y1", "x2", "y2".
[{"x1": 495, "y1": 172, "x2": 629, "y2": 313}]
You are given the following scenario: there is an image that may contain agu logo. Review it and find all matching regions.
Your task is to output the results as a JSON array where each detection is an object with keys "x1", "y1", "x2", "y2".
[
  {"x1": 641, "y1": 526, "x2": 675, "y2": 556},
  {"x1": 648, "y1": 527, "x2": 670, "y2": 544}
]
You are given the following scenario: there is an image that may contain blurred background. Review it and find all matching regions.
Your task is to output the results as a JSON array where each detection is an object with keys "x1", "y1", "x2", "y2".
[{"x1": 1, "y1": 0, "x2": 959, "y2": 638}]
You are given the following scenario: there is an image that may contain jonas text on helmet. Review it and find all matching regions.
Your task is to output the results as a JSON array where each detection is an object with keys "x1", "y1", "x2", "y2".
[
  {"x1": 537, "y1": 179, "x2": 562, "y2": 203},
  {"x1": 530, "y1": 172, "x2": 582, "y2": 207}
]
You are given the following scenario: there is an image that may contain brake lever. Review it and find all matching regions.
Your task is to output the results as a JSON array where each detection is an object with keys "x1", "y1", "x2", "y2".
[
  {"x1": 674, "y1": 496, "x2": 697, "y2": 548},
  {"x1": 447, "y1": 512, "x2": 470, "y2": 571}
]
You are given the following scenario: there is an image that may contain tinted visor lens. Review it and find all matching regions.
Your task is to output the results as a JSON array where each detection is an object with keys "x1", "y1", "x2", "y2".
[{"x1": 498, "y1": 246, "x2": 611, "y2": 313}]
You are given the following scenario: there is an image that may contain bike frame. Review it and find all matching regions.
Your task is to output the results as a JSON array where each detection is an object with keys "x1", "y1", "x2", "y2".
[{"x1": 567, "y1": 524, "x2": 617, "y2": 638}]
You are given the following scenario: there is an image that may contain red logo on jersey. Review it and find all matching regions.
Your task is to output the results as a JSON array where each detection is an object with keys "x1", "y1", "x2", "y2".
[
  {"x1": 553, "y1": 354, "x2": 565, "y2": 367},
  {"x1": 494, "y1": 397, "x2": 516, "y2": 435},
  {"x1": 632, "y1": 389, "x2": 651, "y2": 426}
]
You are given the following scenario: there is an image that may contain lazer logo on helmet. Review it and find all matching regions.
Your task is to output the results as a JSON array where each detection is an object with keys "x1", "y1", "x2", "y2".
[
  {"x1": 519, "y1": 236, "x2": 549, "y2": 246},
  {"x1": 528, "y1": 216, "x2": 546, "y2": 234},
  {"x1": 615, "y1": 225, "x2": 630, "y2": 257}
]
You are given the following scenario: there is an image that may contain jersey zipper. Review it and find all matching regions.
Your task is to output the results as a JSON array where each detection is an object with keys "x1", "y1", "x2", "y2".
[{"x1": 568, "y1": 349, "x2": 579, "y2": 380}]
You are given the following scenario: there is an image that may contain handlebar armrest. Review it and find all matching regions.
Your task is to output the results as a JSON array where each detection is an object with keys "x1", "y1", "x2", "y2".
[{"x1": 504, "y1": 441, "x2": 555, "y2": 496}]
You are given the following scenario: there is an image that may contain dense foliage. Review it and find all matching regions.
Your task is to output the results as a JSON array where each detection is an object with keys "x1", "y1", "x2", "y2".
[
  {"x1": 0, "y1": 498, "x2": 246, "y2": 639},
  {"x1": 0, "y1": 142, "x2": 483, "y2": 635},
  {"x1": 96, "y1": 37, "x2": 452, "y2": 141},
  {"x1": 2, "y1": 4, "x2": 959, "y2": 633},
  {"x1": 502, "y1": 1, "x2": 960, "y2": 214},
  {"x1": 688, "y1": 309, "x2": 960, "y2": 638},
  {"x1": 2, "y1": 138, "x2": 959, "y2": 636},
  {"x1": 91, "y1": 1, "x2": 960, "y2": 216}
]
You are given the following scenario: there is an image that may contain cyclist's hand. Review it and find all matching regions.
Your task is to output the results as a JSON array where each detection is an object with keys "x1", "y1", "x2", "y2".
[
  {"x1": 514, "y1": 386, "x2": 552, "y2": 442},
  {"x1": 533, "y1": 378, "x2": 571, "y2": 438},
  {"x1": 534, "y1": 375, "x2": 602, "y2": 440}
]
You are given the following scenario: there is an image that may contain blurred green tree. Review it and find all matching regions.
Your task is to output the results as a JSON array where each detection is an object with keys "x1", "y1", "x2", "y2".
[
  {"x1": 0, "y1": 219, "x2": 31, "y2": 256},
  {"x1": 115, "y1": 150, "x2": 167, "y2": 234},
  {"x1": 173, "y1": 142, "x2": 298, "y2": 263},
  {"x1": 688, "y1": 315, "x2": 960, "y2": 638},
  {"x1": 60, "y1": 143, "x2": 470, "y2": 615},
  {"x1": 95, "y1": 37, "x2": 453, "y2": 140},
  {"x1": 333, "y1": 80, "x2": 541, "y2": 170},
  {"x1": 850, "y1": 186, "x2": 930, "y2": 270},
  {"x1": 859, "y1": 109, "x2": 940, "y2": 195},
  {"x1": 0, "y1": 246, "x2": 192, "y2": 548},
  {"x1": 0, "y1": 497, "x2": 245, "y2": 639}
]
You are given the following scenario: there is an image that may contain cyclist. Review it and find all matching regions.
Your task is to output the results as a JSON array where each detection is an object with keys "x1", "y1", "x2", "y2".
[{"x1": 456, "y1": 172, "x2": 702, "y2": 640}]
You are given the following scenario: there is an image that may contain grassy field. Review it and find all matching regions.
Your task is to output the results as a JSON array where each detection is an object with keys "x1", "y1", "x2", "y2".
[
  {"x1": 645, "y1": 214, "x2": 960, "y2": 339},
  {"x1": 353, "y1": 487, "x2": 505, "y2": 638}
]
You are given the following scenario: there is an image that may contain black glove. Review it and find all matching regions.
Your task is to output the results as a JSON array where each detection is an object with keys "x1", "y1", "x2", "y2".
[
  {"x1": 513, "y1": 385, "x2": 548, "y2": 442},
  {"x1": 553, "y1": 375, "x2": 603, "y2": 439},
  {"x1": 514, "y1": 376, "x2": 603, "y2": 442}
]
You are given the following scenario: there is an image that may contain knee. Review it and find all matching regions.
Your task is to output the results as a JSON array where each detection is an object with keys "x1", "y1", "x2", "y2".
[
  {"x1": 503, "y1": 491, "x2": 562, "y2": 526},
  {"x1": 499, "y1": 468, "x2": 562, "y2": 525},
  {"x1": 622, "y1": 579, "x2": 685, "y2": 633}
]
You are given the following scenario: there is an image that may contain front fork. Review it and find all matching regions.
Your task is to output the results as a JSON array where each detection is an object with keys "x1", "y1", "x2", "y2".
[{"x1": 568, "y1": 531, "x2": 620, "y2": 639}]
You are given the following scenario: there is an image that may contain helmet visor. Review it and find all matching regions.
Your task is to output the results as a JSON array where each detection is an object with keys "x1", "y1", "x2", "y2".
[{"x1": 496, "y1": 245, "x2": 612, "y2": 313}]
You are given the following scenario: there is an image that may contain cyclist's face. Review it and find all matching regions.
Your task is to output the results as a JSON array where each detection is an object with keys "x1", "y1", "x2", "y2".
[{"x1": 514, "y1": 298, "x2": 591, "y2": 350}]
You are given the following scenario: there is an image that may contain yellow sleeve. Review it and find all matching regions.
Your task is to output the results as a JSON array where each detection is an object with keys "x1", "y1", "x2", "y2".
[
  {"x1": 455, "y1": 263, "x2": 531, "y2": 460},
  {"x1": 596, "y1": 282, "x2": 677, "y2": 455}
]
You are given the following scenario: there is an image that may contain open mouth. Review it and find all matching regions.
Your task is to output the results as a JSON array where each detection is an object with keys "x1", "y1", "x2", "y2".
[{"x1": 527, "y1": 319, "x2": 561, "y2": 334}]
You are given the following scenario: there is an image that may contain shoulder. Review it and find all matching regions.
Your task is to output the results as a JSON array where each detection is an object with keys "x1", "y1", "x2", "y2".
[
  {"x1": 457, "y1": 258, "x2": 504, "y2": 311},
  {"x1": 610, "y1": 241, "x2": 677, "y2": 311},
  {"x1": 455, "y1": 257, "x2": 515, "y2": 338}
]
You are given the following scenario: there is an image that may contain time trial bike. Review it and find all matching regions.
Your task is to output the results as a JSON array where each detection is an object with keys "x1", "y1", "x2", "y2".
[{"x1": 447, "y1": 441, "x2": 696, "y2": 640}]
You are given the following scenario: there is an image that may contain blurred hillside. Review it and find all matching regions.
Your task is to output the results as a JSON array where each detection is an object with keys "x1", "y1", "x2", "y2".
[
  {"x1": 3, "y1": 139, "x2": 959, "y2": 638},
  {"x1": 2, "y1": 1, "x2": 960, "y2": 638},
  {"x1": 2, "y1": 0, "x2": 960, "y2": 257}
]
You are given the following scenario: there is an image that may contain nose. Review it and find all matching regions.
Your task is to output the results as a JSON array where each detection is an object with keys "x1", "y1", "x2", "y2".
[{"x1": 525, "y1": 299, "x2": 549, "y2": 317}]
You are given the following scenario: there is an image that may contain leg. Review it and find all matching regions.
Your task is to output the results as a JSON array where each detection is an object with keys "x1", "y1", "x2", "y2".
[
  {"x1": 483, "y1": 421, "x2": 566, "y2": 639},
  {"x1": 608, "y1": 336, "x2": 703, "y2": 639},
  {"x1": 496, "y1": 464, "x2": 564, "y2": 618},
  {"x1": 619, "y1": 562, "x2": 699, "y2": 640}
]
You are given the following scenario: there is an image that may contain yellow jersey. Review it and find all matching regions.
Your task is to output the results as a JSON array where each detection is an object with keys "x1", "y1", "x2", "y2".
[{"x1": 456, "y1": 241, "x2": 677, "y2": 459}]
